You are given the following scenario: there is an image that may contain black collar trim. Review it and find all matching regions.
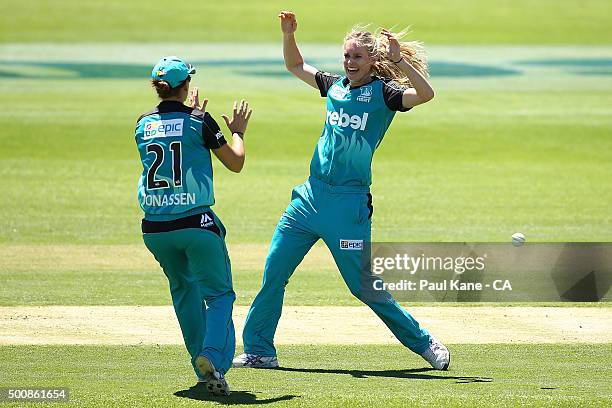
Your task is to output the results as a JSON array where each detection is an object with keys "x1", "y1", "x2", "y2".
[{"x1": 343, "y1": 75, "x2": 378, "y2": 90}]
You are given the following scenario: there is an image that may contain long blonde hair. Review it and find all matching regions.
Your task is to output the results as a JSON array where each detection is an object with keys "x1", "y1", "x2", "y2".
[{"x1": 344, "y1": 26, "x2": 428, "y2": 87}]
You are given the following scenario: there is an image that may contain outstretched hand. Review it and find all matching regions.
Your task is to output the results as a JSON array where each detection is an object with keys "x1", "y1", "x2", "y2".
[
  {"x1": 279, "y1": 11, "x2": 297, "y2": 34},
  {"x1": 221, "y1": 100, "x2": 252, "y2": 136},
  {"x1": 381, "y1": 29, "x2": 402, "y2": 63},
  {"x1": 188, "y1": 87, "x2": 208, "y2": 111}
]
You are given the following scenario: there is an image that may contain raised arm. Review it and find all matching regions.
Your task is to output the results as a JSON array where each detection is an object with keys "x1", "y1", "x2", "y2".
[
  {"x1": 381, "y1": 29, "x2": 435, "y2": 108},
  {"x1": 188, "y1": 88, "x2": 251, "y2": 173},
  {"x1": 214, "y1": 100, "x2": 252, "y2": 173},
  {"x1": 279, "y1": 11, "x2": 319, "y2": 89}
]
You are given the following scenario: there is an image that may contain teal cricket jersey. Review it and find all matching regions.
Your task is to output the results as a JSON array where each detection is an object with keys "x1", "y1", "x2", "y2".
[
  {"x1": 135, "y1": 101, "x2": 227, "y2": 221},
  {"x1": 311, "y1": 72, "x2": 410, "y2": 187}
]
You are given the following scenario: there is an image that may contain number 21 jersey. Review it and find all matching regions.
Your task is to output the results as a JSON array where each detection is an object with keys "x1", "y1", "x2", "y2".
[{"x1": 135, "y1": 101, "x2": 227, "y2": 220}]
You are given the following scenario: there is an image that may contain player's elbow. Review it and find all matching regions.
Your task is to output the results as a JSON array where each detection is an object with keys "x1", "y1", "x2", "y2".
[
  {"x1": 232, "y1": 163, "x2": 244, "y2": 173},
  {"x1": 285, "y1": 61, "x2": 304, "y2": 74},
  {"x1": 421, "y1": 89, "x2": 434, "y2": 103},
  {"x1": 228, "y1": 157, "x2": 245, "y2": 173}
]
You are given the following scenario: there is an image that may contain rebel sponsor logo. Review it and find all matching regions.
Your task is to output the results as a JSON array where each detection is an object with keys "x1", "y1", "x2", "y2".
[{"x1": 326, "y1": 108, "x2": 369, "y2": 130}]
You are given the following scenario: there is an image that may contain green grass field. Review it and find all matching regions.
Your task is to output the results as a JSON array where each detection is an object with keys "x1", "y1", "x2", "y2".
[
  {"x1": 1, "y1": 1, "x2": 611, "y2": 407},
  {"x1": 1, "y1": 344, "x2": 611, "y2": 407},
  {"x1": 2, "y1": 0, "x2": 611, "y2": 44}
]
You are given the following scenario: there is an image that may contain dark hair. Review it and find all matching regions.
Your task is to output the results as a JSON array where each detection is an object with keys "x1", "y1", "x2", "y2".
[{"x1": 151, "y1": 76, "x2": 190, "y2": 99}]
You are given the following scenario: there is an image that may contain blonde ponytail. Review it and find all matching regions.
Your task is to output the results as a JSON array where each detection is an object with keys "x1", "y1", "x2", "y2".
[{"x1": 344, "y1": 26, "x2": 428, "y2": 87}]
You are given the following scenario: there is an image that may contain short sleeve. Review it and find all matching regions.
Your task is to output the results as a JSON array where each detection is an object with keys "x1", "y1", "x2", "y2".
[
  {"x1": 382, "y1": 79, "x2": 411, "y2": 112},
  {"x1": 315, "y1": 71, "x2": 341, "y2": 97},
  {"x1": 201, "y1": 113, "x2": 228, "y2": 150}
]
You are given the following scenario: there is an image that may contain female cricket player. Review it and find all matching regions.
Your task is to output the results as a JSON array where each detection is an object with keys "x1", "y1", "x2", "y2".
[
  {"x1": 135, "y1": 56, "x2": 252, "y2": 395},
  {"x1": 233, "y1": 12, "x2": 450, "y2": 370}
]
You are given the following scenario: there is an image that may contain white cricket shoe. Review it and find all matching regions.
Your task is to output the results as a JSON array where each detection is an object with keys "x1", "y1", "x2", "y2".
[
  {"x1": 420, "y1": 336, "x2": 450, "y2": 370},
  {"x1": 232, "y1": 353, "x2": 279, "y2": 368},
  {"x1": 195, "y1": 355, "x2": 230, "y2": 396}
]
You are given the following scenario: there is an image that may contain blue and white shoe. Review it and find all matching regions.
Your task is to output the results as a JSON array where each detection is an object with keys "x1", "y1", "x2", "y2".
[
  {"x1": 232, "y1": 353, "x2": 279, "y2": 368},
  {"x1": 420, "y1": 336, "x2": 450, "y2": 370},
  {"x1": 195, "y1": 355, "x2": 230, "y2": 396}
]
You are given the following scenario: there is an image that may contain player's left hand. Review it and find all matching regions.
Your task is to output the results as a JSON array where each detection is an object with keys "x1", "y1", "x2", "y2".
[
  {"x1": 381, "y1": 29, "x2": 401, "y2": 63},
  {"x1": 188, "y1": 87, "x2": 208, "y2": 111},
  {"x1": 221, "y1": 100, "x2": 252, "y2": 137}
]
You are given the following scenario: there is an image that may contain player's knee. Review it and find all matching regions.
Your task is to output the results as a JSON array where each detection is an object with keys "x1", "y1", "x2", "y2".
[
  {"x1": 260, "y1": 274, "x2": 289, "y2": 292},
  {"x1": 348, "y1": 284, "x2": 388, "y2": 305},
  {"x1": 225, "y1": 289, "x2": 236, "y2": 302},
  {"x1": 168, "y1": 278, "x2": 187, "y2": 293},
  {"x1": 262, "y1": 260, "x2": 294, "y2": 286},
  {"x1": 206, "y1": 289, "x2": 236, "y2": 305}
]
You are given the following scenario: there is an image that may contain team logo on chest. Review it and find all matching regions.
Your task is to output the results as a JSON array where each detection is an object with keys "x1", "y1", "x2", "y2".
[{"x1": 357, "y1": 85, "x2": 372, "y2": 103}]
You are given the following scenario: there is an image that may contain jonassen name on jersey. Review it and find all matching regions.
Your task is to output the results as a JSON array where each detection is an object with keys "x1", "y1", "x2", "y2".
[{"x1": 143, "y1": 193, "x2": 196, "y2": 207}]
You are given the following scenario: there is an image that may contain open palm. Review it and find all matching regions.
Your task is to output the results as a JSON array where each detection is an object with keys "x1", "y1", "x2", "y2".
[{"x1": 381, "y1": 29, "x2": 401, "y2": 62}]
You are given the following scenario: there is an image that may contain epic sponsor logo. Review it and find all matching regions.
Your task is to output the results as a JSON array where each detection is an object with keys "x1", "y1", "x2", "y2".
[
  {"x1": 340, "y1": 239, "x2": 363, "y2": 250},
  {"x1": 144, "y1": 119, "x2": 184, "y2": 139},
  {"x1": 326, "y1": 108, "x2": 369, "y2": 130}
]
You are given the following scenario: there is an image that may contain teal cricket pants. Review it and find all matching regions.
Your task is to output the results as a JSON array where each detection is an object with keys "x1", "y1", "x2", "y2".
[
  {"x1": 143, "y1": 210, "x2": 235, "y2": 377},
  {"x1": 242, "y1": 177, "x2": 431, "y2": 357}
]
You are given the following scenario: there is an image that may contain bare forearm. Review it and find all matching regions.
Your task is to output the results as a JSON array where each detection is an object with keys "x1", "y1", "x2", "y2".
[
  {"x1": 214, "y1": 134, "x2": 245, "y2": 173},
  {"x1": 227, "y1": 134, "x2": 245, "y2": 172},
  {"x1": 279, "y1": 12, "x2": 318, "y2": 88},
  {"x1": 283, "y1": 33, "x2": 304, "y2": 70},
  {"x1": 397, "y1": 59, "x2": 434, "y2": 100}
]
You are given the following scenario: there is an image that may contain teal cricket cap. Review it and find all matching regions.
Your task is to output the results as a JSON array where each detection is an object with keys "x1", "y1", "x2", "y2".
[{"x1": 151, "y1": 56, "x2": 196, "y2": 88}]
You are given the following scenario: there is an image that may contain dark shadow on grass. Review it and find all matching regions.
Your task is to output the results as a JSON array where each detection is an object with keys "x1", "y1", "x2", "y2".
[
  {"x1": 174, "y1": 384, "x2": 299, "y2": 405},
  {"x1": 275, "y1": 366, "x2": 493, "y2": 384},
  {"x1": 242, "y1": 62, "x2": 520, "y2": 79},
  {"x1": 515, "y1": 58, "x2": 612, "y2": 67},
  {"x1": 0, "y1": 60, "x2": 520, "y2": 79}
]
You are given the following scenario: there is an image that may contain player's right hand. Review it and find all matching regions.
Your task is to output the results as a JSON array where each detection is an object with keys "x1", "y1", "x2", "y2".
[
  {"x1": 381, "y1": 29, "x2": 402, "y2": 63},
  {"x1": 221, "y1": 100, "x2": 252, "y2": 137},
  {"x1": 279, "y1": 11, "x2": 297, "y2": 34},
  {"x1": 188, "y1": 87, "x2": 208, "y2": 111}
]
